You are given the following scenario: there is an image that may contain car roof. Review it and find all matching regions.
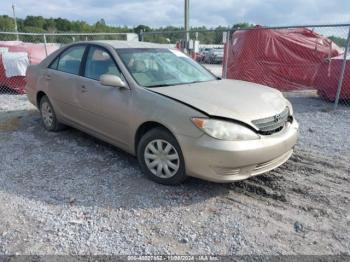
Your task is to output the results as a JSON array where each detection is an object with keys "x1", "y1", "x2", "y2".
[{"x1": 79, "y1": 40, "x2": 174, "y2": 49}]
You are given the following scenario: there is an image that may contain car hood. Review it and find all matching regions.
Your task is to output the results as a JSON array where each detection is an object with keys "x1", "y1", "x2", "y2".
[{"x1": 151, "y1": 79, "x2": 288, "y2": 128}]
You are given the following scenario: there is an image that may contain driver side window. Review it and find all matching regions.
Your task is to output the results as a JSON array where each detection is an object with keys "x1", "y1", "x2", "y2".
[{"x1": 84, "y1": 46, "x2": 121, "y2": 81}]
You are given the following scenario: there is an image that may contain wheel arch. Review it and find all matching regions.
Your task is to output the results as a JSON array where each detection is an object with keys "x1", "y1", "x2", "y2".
[
  {"x1": 36, "y1": 91, "x2": 47, "y2": 108},
  {"x1": 134, "y1": 121, "x2": 175, "y2": 154}
]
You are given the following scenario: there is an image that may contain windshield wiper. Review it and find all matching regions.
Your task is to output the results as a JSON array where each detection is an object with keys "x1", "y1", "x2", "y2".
[
  {"x1": 186, "y1": 80, "x2": 203, "y2": 85},
  {"x1": 186, "y1": 79, "x2": 218, "y2": 85},
  {"x1": 146, "y1": 84, "x2": 176, "y2": 88},
  {"x1": 146, "y1": 83, "x2": 185, "y2": 88},
  {"x1": 146, "y1": 79, "x2": 217, "y2": 88}
]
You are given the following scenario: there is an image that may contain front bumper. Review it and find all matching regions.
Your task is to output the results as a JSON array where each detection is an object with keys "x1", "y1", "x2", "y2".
[{"x1": 177, "y1": 120, "x2": 299, "y2": 183}]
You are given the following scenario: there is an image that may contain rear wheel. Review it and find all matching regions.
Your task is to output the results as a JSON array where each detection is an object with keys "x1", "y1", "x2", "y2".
[
  {"x1": 137, "y1": 128, "x2": 187, "y2": 185},
  {"x1": 39, "y1": 95, "x2": 65, "y2": 131}
]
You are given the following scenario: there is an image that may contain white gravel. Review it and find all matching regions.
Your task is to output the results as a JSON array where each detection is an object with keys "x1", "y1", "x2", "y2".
[
  {"x1": 287, "y1": 96, "x2": 350, "y2": 155},
  {"x1": 0, "y1": 94, "x2": 349, "y2": 255}
]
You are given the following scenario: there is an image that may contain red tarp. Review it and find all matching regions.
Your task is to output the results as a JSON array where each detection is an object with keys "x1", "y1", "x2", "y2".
[
  {"x1": 0, "y1": 42, "x2": 59, "y2": 93},
  {"x1": 314, "y1": 55, "x2": 350, "y2": 101},
  {"x1": 0, "y1": 54, "x2": 26, "y2": 94},
  {"x1": 224, "y1": 27, "x2": 342, "y2": 91},
  {"x1": 0, "y1": 46, "x2": 28, "y2": 94},
  {"x1": 0, "y1": 42, "x2": 59, "y2": 64}
]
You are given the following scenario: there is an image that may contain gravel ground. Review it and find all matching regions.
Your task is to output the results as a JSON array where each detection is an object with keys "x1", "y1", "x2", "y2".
[{"x1": 0, "y1": 94, "x2": 349, "y2": 255}]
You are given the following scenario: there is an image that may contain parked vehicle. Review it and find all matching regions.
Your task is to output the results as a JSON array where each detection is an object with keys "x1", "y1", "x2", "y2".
[
  {"x1": 205, "y1": 48, "x2": 224, "y2": 64},
  {"x1": 26, "y1": 41, "x2": 298, "y2": 185},
  {"x1": 196, "y1": 47, "x2": 211, "y2": 62}
]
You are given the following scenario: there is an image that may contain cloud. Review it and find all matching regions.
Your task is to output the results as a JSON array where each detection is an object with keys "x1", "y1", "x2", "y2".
[{"x1": 1, "y1": 0, "x2": 350, "y2": 28}]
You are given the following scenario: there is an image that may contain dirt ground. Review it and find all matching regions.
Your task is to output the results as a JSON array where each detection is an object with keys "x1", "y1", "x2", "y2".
[{"x1": 0, "y1": 94, "x2": 349, "y2": 255}]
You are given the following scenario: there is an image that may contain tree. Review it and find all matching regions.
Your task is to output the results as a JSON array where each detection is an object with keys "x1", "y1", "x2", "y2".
[
  {"x1": 0, "y1": 13, "x2": 261, "y2": 45},
  {"x1": 54, "y1": 18, "x2": 71, "y2": 31},
  {"x1": 44, "y1": 18, "x2": 57, "y2": 33},
  {"x1": 0, "y1": 15, "x2": 15, "y2": 31},
  {"x1": 134, "y1": 24, "x2": 152, "y2": 34},
  {"x1": 71, "y1": 20, "x2": 90, "y2": 32},
  {"x1": 232, "y1": 22, "x2": 254, "y2": 30},
  {"x1": 329, "y1": 36, "x2": 347, "y2": 47},
  {"x1": 24, "y1": 16, "x2": 45, "y2": 29},
  {"x1": 98, "y1": 18, "x2": 106, "y2": 26}
]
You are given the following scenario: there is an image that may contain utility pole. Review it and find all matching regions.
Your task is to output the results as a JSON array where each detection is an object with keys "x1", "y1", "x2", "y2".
[
  {"x1": 184, "y1": 0, "x2": 190, "y2": 42},
  {"x1": 12, "y1": 4, "x2": 19, "y2": 41}
]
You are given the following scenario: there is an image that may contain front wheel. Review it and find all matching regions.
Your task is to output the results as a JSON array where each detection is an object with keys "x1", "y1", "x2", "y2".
[{"x1": 137, "y1": 128, "x2": 188, "y2": 185}]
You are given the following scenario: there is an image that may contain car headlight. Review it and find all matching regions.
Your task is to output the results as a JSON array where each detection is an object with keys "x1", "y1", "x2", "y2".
[
  {"x1": 285, "y1": 99, "x2": 294, "y2": 116},
  {"x1": 192, "y1": 118, "x2": 260, "y2": 141}
]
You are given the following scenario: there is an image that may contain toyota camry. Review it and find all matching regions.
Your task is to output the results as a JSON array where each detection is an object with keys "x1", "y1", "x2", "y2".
[{"x1": 26, "y1": 41, "x2": 299, "y2": 185}]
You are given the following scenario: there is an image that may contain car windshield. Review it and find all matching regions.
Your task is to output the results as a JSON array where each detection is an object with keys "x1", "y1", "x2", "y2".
[{"x1": 116, "y1": 48, "x2": 217, "y2": 88}]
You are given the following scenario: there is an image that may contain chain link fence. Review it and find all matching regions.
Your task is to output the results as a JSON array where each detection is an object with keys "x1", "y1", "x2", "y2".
[
  {"x1": 142, "y1": 29, "x2": 226, "y2": 77},
  {"x1": 0, "y1": 32, "x2": 137, "y2": 95},
  {"x1": 1, "y1": 25, "x2": 350, "y2": 109},
  {"x1": 0, "y1": 31, "x2": 136, "y2": 43},
  {"x1": 142, "y1": 24, "x2": 350, "y2": 109}
]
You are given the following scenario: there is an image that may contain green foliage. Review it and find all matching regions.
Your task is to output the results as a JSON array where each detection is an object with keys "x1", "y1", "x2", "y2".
[
  {"x1": 134, "y1": 25, "x2": 152, "y2": 34},
  {"x1": 0, "y1": 14, "x2": 257, "y2": 44},
  {"x1": 232, "y1": 22, "x2": 254, "y2": 29},
  {"x1": 0, "y1": 15, "x2": 133, "y2": 34},
  {"x1": 329, "y1": 36, "x2": 347, "y2": 47},
  {"x1": 54, "y1": 18, "x2": 72, "y2": 31},
  {"x1": 24, "y1": 16, "x2": 45, "y2": 28},
  {"x1": 0, "y1": 15, "x2": 15, "y2": 31},
  {"x1": 0, "y1": 14, "x2": 254, "y2": 35}
]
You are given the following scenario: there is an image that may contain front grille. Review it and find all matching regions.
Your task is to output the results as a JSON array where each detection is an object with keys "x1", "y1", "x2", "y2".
[{"x1": 252, "y1": 107, "x2": 290, "y2": 135}]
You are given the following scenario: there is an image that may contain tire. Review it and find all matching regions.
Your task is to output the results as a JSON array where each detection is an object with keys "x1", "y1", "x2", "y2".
[
  {"x1": 137, "y1": 128, "x2": 188, "y2": 185},
  {"x1": 39, "y1": 95, "x2": 65, "y2": 132}
]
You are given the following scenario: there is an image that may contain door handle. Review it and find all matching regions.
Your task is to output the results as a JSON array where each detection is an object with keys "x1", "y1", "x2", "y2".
[
  {"x1": 44, "y1": 74, "x2": 51, "y2": 80},
  {"x1": 80, "y1": 85, "x2": 87, "y2": 93}
]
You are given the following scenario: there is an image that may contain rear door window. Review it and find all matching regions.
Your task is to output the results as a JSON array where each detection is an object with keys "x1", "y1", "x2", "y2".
[
  {"x1": 56, "y1": 45, "x2": 86, "y2": 75},
  {"x1": 49, "y1": 57, "x2": 59, "y2": 70}
]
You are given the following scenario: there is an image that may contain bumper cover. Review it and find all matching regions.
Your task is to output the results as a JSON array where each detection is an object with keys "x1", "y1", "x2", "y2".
[{"x1": 177, "y1": 120, "x2": 299, "y2": 182}]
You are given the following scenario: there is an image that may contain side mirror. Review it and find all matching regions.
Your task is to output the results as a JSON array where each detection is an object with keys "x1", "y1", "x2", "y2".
[{"x1": 100, "y1": 74, "x2": 128, "y2": 88}]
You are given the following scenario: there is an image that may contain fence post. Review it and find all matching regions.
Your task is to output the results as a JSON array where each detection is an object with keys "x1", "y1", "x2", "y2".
[
  {"x1": 223, "y1": 30, "x2": 231, "y2": 79},
  {"x1": 139, "y1": 29, "x2": 144, "y2": 42},
  {"x1": 334, "y1": 26, "x2": 350, "y2": 109},
  {"x1": 43, "y1": 34, "x2": 48, "y2": 57}
]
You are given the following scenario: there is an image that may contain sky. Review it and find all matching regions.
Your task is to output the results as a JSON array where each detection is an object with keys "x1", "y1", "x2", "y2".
[{"x1": 1, "y1": 0, "x2": 350, "y2": 28}]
